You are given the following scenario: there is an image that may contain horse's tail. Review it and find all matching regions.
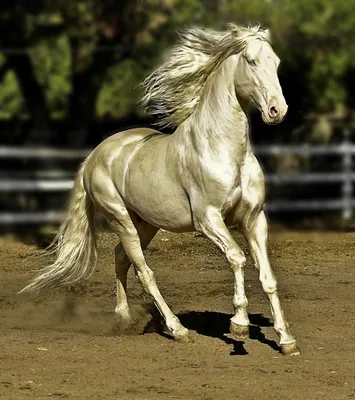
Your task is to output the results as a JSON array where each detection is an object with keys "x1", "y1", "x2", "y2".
[{"x1": 19, "y1": 161, "x2": 97, "y2": 294}]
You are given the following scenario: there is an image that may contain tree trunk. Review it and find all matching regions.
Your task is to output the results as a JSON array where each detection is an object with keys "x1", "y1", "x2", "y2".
[
  {"x1": 0, "y1": 60, "x2": 10, "y2": 81},
  {"x1": 66, "y1": 38, "x2": 129, "y2": 148},
  {"x1": 7, "y1": 52, "x2": 50, "y2": 144},
  {"x1": 8, "y1": 52, "x2": 57, "y2": 211}
]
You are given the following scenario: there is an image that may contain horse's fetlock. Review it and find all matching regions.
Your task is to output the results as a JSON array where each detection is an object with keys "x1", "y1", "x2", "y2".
[{"x1": 233, "y1": 294, "x2": 248, "y2": 309}]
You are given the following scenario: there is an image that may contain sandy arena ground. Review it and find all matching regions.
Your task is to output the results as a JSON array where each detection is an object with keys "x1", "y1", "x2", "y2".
[{"x1": 0, "y1": 227, "x2": 354, "y2": 399}]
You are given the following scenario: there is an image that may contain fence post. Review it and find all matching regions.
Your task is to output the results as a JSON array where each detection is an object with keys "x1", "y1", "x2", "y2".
[{"x1": 342, "y1": 128, "x2": 353, "y2": 220}]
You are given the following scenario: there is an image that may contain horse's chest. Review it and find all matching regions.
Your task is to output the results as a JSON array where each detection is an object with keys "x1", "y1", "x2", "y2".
[
  {"x1": 224, "y1": 158, "x2": 265, "y2": 225},
  {"x1": 221, "y1": 185, "x2": 243, "y2": 215}
]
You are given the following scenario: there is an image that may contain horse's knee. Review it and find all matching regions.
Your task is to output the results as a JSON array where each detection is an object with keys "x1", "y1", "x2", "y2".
[
  {"x1": 227, "y1": 248, "x2": 246, "y2": 270},
  {"x1": 260, "y1": 276, "x2": 277, "y2": 294}
]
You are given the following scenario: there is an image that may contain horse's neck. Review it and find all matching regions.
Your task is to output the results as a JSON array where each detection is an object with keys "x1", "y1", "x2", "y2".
[{"x1": 185, "y1": 56, "x2": 250, "y2": 158}]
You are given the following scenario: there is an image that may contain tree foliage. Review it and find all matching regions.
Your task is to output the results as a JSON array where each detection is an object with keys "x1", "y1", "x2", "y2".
[{"x1": 1, "y1": 0, "x2": 355, "y2": 144}]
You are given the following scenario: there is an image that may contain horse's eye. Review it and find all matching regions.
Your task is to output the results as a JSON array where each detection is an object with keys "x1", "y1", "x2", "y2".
[{"x1": 248, "y1": 59, "x2": 256, "y2": 66}]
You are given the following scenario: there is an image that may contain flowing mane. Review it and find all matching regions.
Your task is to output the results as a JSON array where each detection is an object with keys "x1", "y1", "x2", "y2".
[{"x1": 140, "y1": 24, "x2": 270, "y2": 128}]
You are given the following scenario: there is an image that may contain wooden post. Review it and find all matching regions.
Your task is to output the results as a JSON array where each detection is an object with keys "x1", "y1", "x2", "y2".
[{"x1": 342, "y1": 128, "x2": 353, "y2": 220}]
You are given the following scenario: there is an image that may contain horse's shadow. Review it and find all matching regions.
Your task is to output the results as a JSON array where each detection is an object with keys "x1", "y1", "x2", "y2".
[{"x1": 177, "y1": 311, "x2": 279, "y2": 355}]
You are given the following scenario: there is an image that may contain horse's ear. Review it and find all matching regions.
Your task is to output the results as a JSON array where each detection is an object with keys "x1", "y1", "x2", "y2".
[
  {"x1": 227, "y1": 23, "x2": 239, "y2": 35},
  {"x1": 263, "y1": 28, "x2": 271, "y2": 41}
]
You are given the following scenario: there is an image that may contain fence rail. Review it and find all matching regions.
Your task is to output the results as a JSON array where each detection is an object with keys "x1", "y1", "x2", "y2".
[
  {"x1": 255, "y1": 144, "x2": 355, "y2": 155},
  {"x1": 0, "y1": 141, "x2": 353, "y2": 224},
  {"x1": 0, "y1": 211, "x2": 66, "y2": 225},
  {"x1": 0, "y1": 179, "x2": 74, "y2": 192},
  {"x1": 0, "y1": 147, "x2": 88, "y2": 159}
]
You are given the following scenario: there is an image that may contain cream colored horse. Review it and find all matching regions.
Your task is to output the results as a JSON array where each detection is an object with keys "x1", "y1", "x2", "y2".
[{"x1": 21, "y1": 25, "x2": 300, "y2": 356}]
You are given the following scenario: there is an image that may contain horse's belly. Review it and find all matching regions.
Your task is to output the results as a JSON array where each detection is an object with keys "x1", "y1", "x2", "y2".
[
  {"x1": 123, "y1": 176, "x2": 194, "y2": 232},
  {"x1": 127, "y1": 192, "x2": 194, "y2": 232}
]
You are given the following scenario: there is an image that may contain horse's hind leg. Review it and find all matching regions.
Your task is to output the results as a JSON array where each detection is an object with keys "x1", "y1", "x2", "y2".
[
  {"x1": 114, "y1": 216, "x2": 158, "y2": 319},
  {"x1": 108, "y1": 204, "x2": 189, "y2": 342},
  {"x1": 114, "y1": 245, "x2": 130, "y2": 318}
]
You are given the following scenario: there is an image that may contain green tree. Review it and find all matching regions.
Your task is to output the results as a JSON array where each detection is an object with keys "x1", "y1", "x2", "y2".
[
  {"x1": 0, "y1": 0, "x2": 209, "y2": 145},
  {"x1": 1, "y1": 0, "x2": 355, "y2": 145}
]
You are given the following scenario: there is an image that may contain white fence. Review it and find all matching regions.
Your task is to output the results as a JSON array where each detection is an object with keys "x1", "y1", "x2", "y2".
[{"x1": 0, "y1": 140, "x2": 354, "y2": 224}]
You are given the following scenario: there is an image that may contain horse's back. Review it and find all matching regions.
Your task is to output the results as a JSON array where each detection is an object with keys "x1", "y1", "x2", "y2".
[
  {"x1": 93, "y1": 128, "x2": 160, "y2": 155},
  {"x1": 104, "y1": 128, "x2": 160, "y2": 143},
  {"x1": 86, "y1": 127, "x2": 159, "y2": 167}
]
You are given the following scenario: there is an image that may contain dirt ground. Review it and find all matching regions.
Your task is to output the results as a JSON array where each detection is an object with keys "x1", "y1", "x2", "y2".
[{"x1": 0, "y1": 227, "x2": 354, "y2": 400}]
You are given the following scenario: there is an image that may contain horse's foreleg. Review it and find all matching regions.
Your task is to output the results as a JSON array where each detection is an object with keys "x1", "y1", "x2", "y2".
[
  {"x1": 110, "y1": 205, "x2": 189, "y2": 342},
  {"x1": 242, "y1": 211, "x2": 300, "y2": 355},
  {"x1": 196, "y1": 206, "x2": 250, "y2": 339},
  {"x1": 114, "y1": 217, "x2": 158, "y2": 318}
]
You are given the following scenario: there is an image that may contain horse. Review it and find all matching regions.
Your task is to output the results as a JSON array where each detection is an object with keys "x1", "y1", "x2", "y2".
[{"x1": 21, "y1": 24, "x2": 300, "y2": 356}]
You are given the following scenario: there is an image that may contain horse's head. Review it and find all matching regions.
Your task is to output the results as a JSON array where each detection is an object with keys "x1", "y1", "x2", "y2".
[{"x1": 234, "y1": 31, "x2": 287, "y2": 125}]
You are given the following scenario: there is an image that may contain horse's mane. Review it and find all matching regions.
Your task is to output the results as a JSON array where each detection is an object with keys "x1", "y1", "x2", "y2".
[{"x1": 140, "y1": 24, "x2": 270, "y2": 128}]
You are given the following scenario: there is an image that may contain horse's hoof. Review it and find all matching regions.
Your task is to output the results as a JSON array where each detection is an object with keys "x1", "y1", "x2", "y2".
[
  {"x1": 173, "y1": 328, "x2": 191, "y2": 343},
  {"x1": 230, "y1": 321, "x2": 249, "y2": 339},
  {"x1": 281, "y1": 342, "x2": 301, "y2": 356}
]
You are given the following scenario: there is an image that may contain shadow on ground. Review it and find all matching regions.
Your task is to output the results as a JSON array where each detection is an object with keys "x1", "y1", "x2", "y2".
[{"x1": 178, "y1": 311, "x2": 279, "y2": 355}]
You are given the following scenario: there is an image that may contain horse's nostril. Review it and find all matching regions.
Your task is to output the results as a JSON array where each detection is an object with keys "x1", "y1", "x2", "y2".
[{"x1": 269, "y1": 106, "x2": 279, "y2": 118}]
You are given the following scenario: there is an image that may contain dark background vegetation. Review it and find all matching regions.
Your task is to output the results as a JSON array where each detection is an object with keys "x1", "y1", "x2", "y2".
[{"x1": 0, "y1": 0, "x2": 354, "y2": 231}]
